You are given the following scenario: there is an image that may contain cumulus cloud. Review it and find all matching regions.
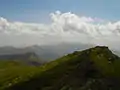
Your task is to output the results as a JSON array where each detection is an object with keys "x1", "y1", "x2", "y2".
[{"x1": 0, "y1": 11, "x2": 120, "y2": 49}]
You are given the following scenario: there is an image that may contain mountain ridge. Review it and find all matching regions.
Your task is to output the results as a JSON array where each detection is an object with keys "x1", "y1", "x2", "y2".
[
  {"x1": 0, "y1": 43, "x2": 93, "y2": 61},
  {"x1": 0, "y1": 52, "x2": 42, "y2": 66},
  {"x1": 5, "y1": 46, "x2": 120, "y2": 90}
]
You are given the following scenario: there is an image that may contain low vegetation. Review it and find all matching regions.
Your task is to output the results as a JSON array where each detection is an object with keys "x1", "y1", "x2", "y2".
[{"x1": 1, "y1": 46, "x2": 120, "y2": 90}]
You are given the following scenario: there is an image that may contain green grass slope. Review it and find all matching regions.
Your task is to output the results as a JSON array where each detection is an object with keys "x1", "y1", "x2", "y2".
[
  {"x1": 4, "y1": 46, "x2": 120, "y2": 90},
  {"x1": 0, "y1": 60, "x2": 43, "y2": 90}
]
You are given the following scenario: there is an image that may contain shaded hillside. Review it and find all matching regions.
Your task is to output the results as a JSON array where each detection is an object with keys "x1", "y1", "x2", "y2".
[
  {"x1": 0, "y1": 52, "x2": 36, "y2": 60},
  {"x1": 0, "y1": 52, "x2": 41, "y2": 66},
  {"x1": 5, "y1": 46, "x2": 120, "y2": 90}
]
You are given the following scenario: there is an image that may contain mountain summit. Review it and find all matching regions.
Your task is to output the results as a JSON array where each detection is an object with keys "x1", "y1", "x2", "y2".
[{"x1": 6, "y1": 46, "x2": 120, "y2": 90}]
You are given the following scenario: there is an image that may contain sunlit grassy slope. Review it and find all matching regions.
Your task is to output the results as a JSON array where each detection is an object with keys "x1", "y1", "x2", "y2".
[
  {"x1": 2, "y1": 46, "x2": 120, "y2": 90},
  {"x1": 0, "y1": 60, "x2": 41, "y2": 90}
]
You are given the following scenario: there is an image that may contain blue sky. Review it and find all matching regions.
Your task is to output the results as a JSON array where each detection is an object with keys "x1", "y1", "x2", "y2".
[
  {"x1": 0, "y1": 0, "x2": 120, "y2": 23},
  {"x1": 1, "y1": 0, "x2": 120, "y2": 48}
]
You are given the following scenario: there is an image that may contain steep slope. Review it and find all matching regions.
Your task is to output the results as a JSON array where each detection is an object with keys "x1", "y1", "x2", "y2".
[{"x1": 6, "y1": 46, "x2": 120, "y2": 90}]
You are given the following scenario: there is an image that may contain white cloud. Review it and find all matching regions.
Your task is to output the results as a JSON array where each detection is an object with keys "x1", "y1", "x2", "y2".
[{"x1": 0, "y1": 11, "x2": 120, "y2": 49}]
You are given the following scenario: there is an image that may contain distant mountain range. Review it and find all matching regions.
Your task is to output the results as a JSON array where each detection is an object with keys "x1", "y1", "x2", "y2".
[{"x1": 0, "y1": 43, "x2": 94, "y2": 62}]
